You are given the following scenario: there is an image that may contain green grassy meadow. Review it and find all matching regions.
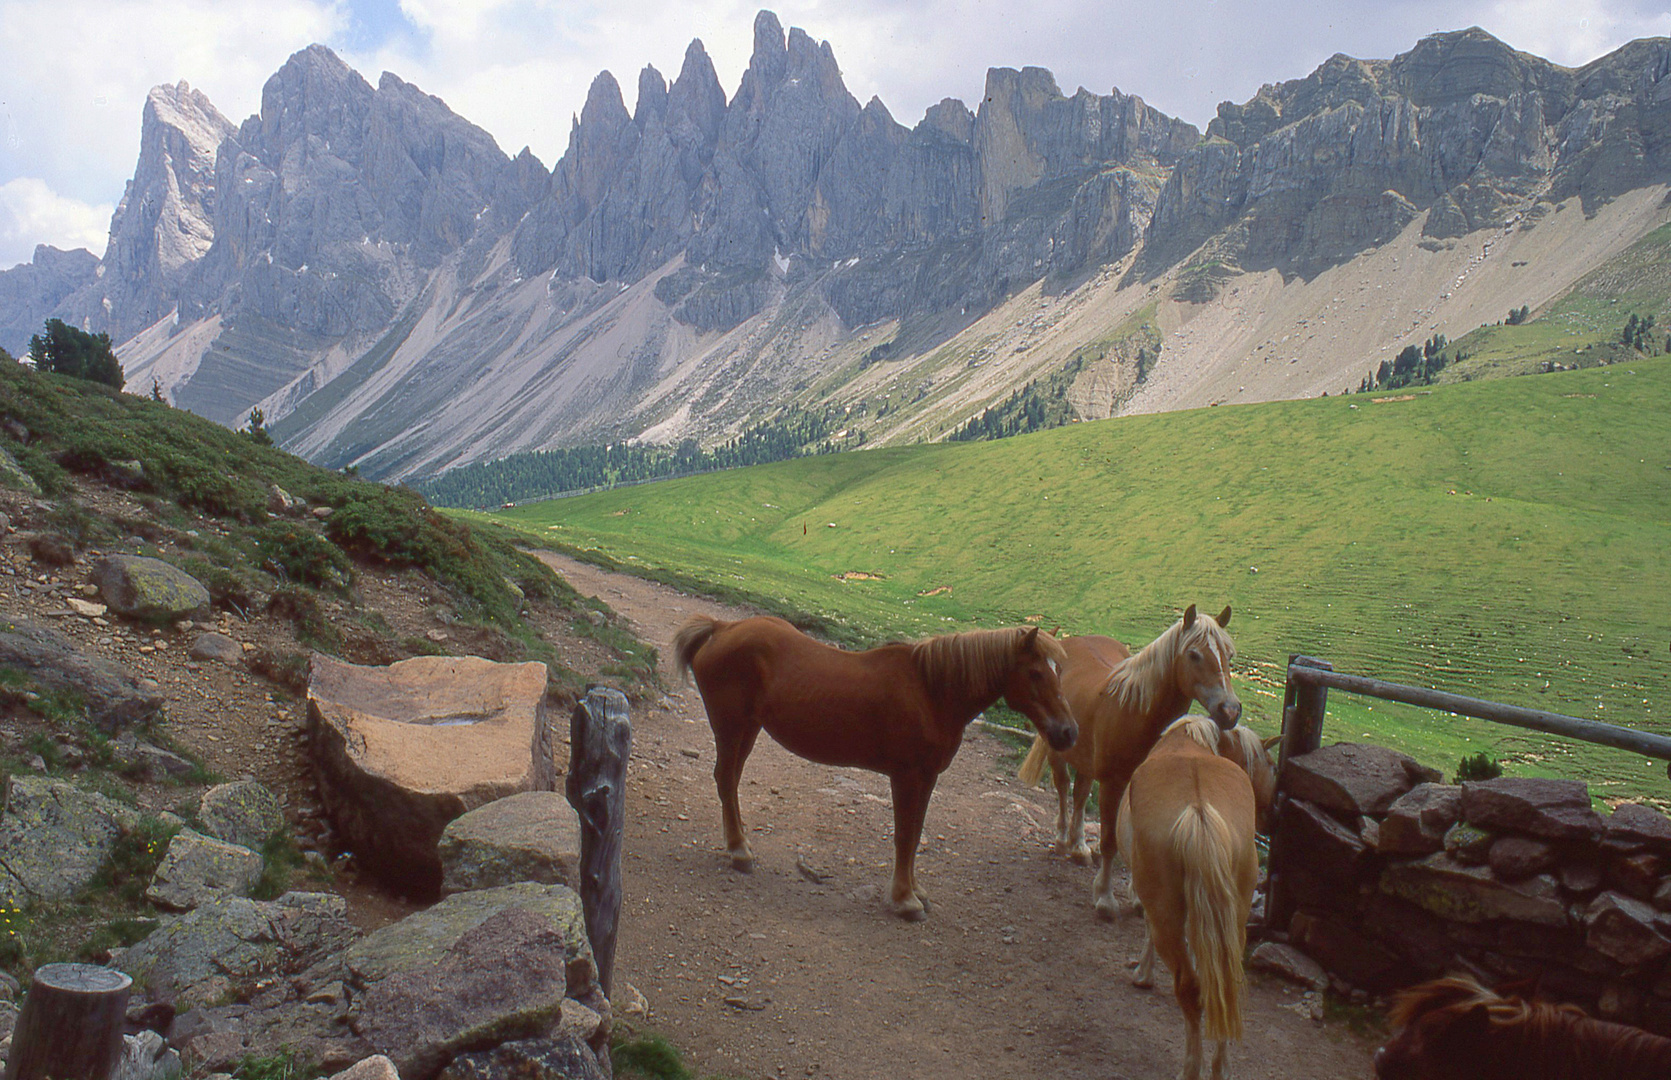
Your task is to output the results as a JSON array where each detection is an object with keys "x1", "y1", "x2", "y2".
[{"x1": 478, "y1": 357, "x2": 1671, "y2": 805}]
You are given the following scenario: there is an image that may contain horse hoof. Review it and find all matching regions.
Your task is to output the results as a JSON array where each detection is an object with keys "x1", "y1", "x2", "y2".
[
  {"x1": 1094, "y1": 902, "x2": 1118, "y2": 923},
  {"x1": 895, "y1": 905, "x2": 928, "y2": 922},
  {"x1": 1128, "y1": 971, "x2": 1154, "y2": 989},
  {"x1": 730, "y1": 853, "x2": 755, "y2": 873},
  {"x1": 1069, "y1": 848, "x2": 1093, "y2": 866}
]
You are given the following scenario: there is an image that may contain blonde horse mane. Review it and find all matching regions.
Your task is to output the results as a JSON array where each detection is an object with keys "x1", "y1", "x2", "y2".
[
  {"x1": 912, "y1": 627, "x2": 1065, "y2": 699},
  {"x1": 1163, "y1": 713, "x2": 1227, "y2": 752},
  {"x1": 1103, "y1": 614, "x2": 1235, "y2": 715}
]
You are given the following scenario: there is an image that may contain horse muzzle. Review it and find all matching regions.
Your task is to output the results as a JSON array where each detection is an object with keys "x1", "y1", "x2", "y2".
[
  {"x1": 1207, "y1": 696, "x2": 1242, "y2": 729},
  {"x1": 1042, "y1": 714, "x2": 1078, "y2": 752}
]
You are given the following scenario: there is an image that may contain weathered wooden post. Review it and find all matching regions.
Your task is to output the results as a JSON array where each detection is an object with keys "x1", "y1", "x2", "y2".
[
  {"x1": 567, "y1": 685, "x2": 632, "y2": 999},
  {"x1": 4, "y1": 963, "x2": 131, "y2": 1080},
  {"x1": 1263, "y1": 654, "x2": 1333, "y2": 937}
]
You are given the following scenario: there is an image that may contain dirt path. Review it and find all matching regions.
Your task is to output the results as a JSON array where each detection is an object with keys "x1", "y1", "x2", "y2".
[{"x1": 535, "y1": 552, "x2": 1380, "y2": 1080}]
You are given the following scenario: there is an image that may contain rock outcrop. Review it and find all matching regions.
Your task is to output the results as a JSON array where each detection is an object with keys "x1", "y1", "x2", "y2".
[
  {"x1": 5, "y1": 16, "x2": 1670, "y2": 480},
  {"x1": 308, "y1": 654, "x2": 555, "y2": 897},
  {"x1": 0, "y1": 775, "x2": 139, "y2": 904}
]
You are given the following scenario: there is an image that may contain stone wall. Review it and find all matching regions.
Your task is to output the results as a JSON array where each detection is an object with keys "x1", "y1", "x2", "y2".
[{"x1": 1268, "y1": 742, "x2": 1671, "y2": 1034}]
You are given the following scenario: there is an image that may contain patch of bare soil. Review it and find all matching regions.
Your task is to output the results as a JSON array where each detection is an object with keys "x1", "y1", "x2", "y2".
[{"x1": 536, "y1": 552, "x2": 1381, "y2": 1080}]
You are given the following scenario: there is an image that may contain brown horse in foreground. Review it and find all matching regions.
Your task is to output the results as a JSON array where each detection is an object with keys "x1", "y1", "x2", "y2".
[
  {"x1": 1118, "y1": 715, "x2": 1278, "y2": 1080},
  {"x1": 1375, "y1": 974, "x2": 1671, "y2": 1079},
  {"x1": 674, "y1": 614, "x2": 1077, "y2": 920},
  {"x1": 1017, "y1": 604, "x2": 1240, "y2": 918}
]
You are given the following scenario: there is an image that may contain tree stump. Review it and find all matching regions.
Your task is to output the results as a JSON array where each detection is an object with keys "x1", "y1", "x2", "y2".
[
  {"x1": 566, "y1": 686, "x2": 631, "y2": 998},
  {"x1": 4, "y1": 963, "x2": 132, "y2": 1080}
]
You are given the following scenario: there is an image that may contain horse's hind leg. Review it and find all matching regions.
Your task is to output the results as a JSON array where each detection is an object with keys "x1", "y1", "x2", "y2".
[
  {"x1": 1093, "y1": 774, "x2": 1135, "y2": 919},
  {"x1": 712, "y1": 715, "x2": 762, "y2": 871},
  {"x1": 1149, "y1": 902, "x2": 1204, "y2": 1080},
  {"x1": 888, "y1": 772, "x2": 936, "y2": 920},
  {"x1": 1128, "y1": 926, "x2": 1156, "y2": 988},
  {"x1": 1066, "y1": 770, "x2": 1094, "y2": 865}
]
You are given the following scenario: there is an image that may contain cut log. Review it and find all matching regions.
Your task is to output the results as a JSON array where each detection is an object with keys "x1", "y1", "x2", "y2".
[{"x1": 4, "y1": 963, "x2": 132, "y2": 1080}]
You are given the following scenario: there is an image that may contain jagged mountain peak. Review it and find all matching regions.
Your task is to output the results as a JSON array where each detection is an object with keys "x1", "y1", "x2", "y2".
[{"x1": 636, "y1": 65, "x2": 669, "y2": 125}]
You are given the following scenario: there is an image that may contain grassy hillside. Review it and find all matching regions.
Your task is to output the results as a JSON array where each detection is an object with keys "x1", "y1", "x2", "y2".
[
  {"x1": 1440, "y1": 220, "x2": 1671, "y2": 381},
  {"x1": 482, "y1": 357, "x2": 1671, "y2": 804}
]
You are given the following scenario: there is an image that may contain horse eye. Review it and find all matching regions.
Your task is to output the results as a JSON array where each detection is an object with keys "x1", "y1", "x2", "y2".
[{"x1": 1188, "y1": 649, "x2": 1202, "y2": 661}]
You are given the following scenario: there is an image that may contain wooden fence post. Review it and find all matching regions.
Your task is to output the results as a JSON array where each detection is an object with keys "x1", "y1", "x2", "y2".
[
  {"x1": 566, "y1": 685, "x2": 632, "y2": 1000},
  {"x1": 4, "y1": 963, "x2": 131, "y2": 1080},
  {"x1": 1264, "y1": 655, "x2": 1333, "y2": 938}
]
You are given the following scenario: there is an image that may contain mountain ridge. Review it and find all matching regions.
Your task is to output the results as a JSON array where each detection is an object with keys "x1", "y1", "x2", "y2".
[{"x1": 2, "y1": 15, "x2": 1668, "y2": 478}]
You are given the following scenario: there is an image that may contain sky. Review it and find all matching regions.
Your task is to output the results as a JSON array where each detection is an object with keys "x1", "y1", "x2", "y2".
[{"x1": 2, "y1": 0, "x2": 1668, "y2": 269}]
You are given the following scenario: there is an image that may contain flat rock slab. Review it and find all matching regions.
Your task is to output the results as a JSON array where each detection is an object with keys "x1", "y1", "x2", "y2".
[
  {"x1": 1606, "y1": 803, "x2": 1671, "y2": 852},
  {"x1": 198, "y1": 780, "x2": 284, "y2": 852},
  {"x1": 1461, "y1": 777, "x2": 1602, "y2": 840},
  {"x1": 0, "y1": 775, "x2": 139, "y2": 905},
  {"x1": 439, "y1": 791, "x2": 581, "y2": 895},
  {"x1": 346, "y1": 883, "x2": 605, "y2": 1080},
  {"x1": 119, "y1": 892, "x2": 357, "y2": 1011},
  {"x1": 189, "y1": 632, "x2": 245, "y2": 666},
  {"x1": 0, "y1": 617, "x2": 162, "y2": 731},
  {"x1": 309, "y1": 654, "x2": 555, "y2": 897},
  {"x1": 1584, "y1": 890, "x2": 1671, "y2": 964},
  {"x1": 1379, "y1": 851, "x2": 1567, "y2": 926},
  {"x1": 1283, "y1": 742, "x2": 1441, "y2": 816},
  {"x1": 1248, "y1": 941, "x2": 1329, "y2": 990},
  {"x1": 94, "y1": 555, "x2": 210, "y2": 622},
  {"x1": 146, "y1": 829, "x2": 263, "y2": 911}
]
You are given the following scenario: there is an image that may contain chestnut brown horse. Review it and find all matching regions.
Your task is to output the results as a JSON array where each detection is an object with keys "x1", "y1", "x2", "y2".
[
  {"x1": 1118, "y1": 715, "x2": 1278, "y2": 1080},
  {"x1": 674, "y1": 614, "x2": 1076, "y2": 920},
  {"x1": 1017, "y1": 604, "x2": 1240, "y2": 918},
  {"x1": 1376, "y1": 974, "x2": 1671, "y2": 1079}
]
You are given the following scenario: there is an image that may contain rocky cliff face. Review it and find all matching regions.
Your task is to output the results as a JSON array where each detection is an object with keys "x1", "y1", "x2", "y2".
[
  {"x1": 1146, "y1": 28, "x2": 1671, "y2": 277},
  {"x1": 0, "y1": 246, "x2": 99, "y2": 356},
  {"x1": 4, "y1": 16, "x2": 1669, "y2": 476}
]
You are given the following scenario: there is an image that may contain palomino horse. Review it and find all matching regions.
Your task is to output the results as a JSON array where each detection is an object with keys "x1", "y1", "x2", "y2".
[
  {"x1": 674, "y1": 614, "x2": 1077, "y2": 920},
  {"x1": 1118, "y1": 715, "x2": 1278, "y2": 1080},
  {"x1": 1376, "y1": 973, "x2": 1671, "y2": 1079},
  {"x1": 1017, "y1": 604, "x2": 1240, "y2": 918}
]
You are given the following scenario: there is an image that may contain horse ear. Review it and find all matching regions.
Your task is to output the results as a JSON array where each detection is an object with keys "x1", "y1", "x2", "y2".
[
  {"x1": 1217, "y1": 605, "x2": 1232, "y2": 628},
  {"x1": 1263, "y1": 733, "x2": 1283, "y2": 751},
  {"x1": 1022, "y1": 626, "x2": 1039, "y2": 650},
  {"x1": 1182, "y1": 604, "x2": 1197, "y2": 629}
]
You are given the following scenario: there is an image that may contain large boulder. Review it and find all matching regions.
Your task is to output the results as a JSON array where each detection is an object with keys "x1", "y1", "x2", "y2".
[
  {"x1": 346, "y1": 882, "x2": 607, "y2": 1080},
  {"x1": 1461, "y1": 777, "x2": 1603, "y2": 840},
  {"x1": 0, "y1": 617, "x2": 162, "y2": 730},
  {"x1": 145, "y1": 829, "x2": 264, "y2": 911},
  {"x1": 1282, "y1": 742, "x2": 1441, "y2": 816},
  {"x1": 0, "y1": 775, "x2": 139, "y2": 905},
  {"x1": 93, "y1": 555, "x2": 210, "y2": 622},
  {"x1": 197, "y1": 780, "x2": 284, "y2": 851},
  {"x1": 309, "y1": 654, "x2": 555, "y2": 897},
  {"x1": 439, "y1": 791, "x2": 581, "y2": 895},
  {"x1": 1278, "y1": 798, "x2": 1368, "y2": 881}
]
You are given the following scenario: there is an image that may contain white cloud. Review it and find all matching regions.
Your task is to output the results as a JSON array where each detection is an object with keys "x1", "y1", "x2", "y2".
[
  {"x1": 0, "y1": 0, "x2": 345, "y2": 205},
  {"x1": 0, "y1": 178, "x2": 113, "y2": 269}
]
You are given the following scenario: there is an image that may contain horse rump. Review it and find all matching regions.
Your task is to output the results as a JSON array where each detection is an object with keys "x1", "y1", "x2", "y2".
[
  {"x1": 1171, "y1": 801, "x2": 1245, "y2": 1044},
  {"x1": 674, "y1": 615, "x2": 721, "y2": 682}
]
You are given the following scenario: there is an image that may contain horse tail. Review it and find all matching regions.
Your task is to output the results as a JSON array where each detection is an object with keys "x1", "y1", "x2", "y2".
[
  {"x1": 673, "y1": 615, "x2": 721, "y2": 683},
  {"x1": 1171, "y1": 802, "x2": 1246, "y2": 1044},
  {"x1": 1017, "y1": 735, "x2": 1049, "y2": 786}
]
